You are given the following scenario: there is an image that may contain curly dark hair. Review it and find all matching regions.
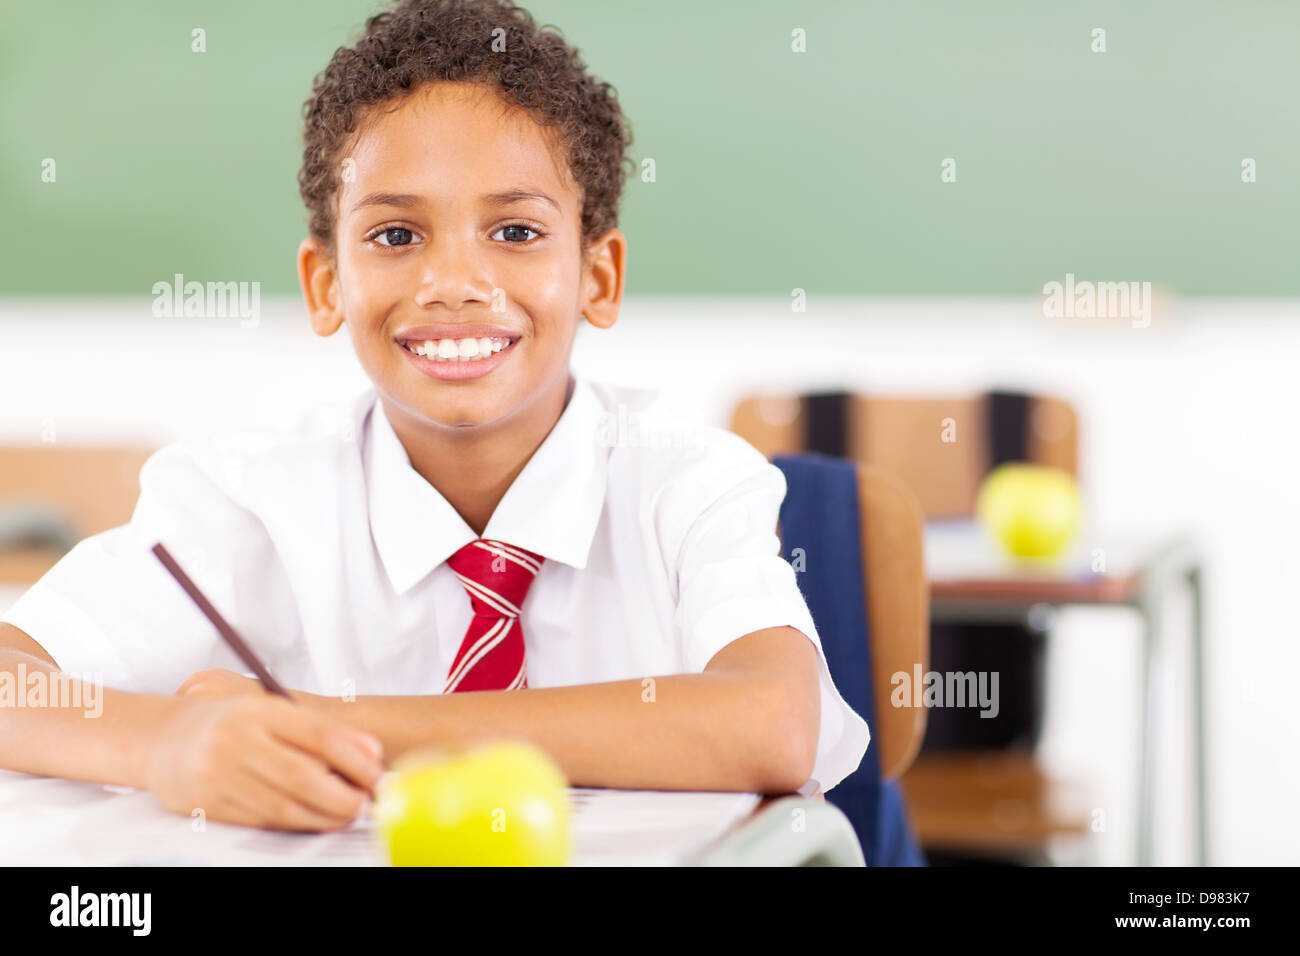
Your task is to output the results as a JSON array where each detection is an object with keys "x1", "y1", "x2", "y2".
[{"x1": 298, "y1": 0, "x2": 634, "y2": 257}]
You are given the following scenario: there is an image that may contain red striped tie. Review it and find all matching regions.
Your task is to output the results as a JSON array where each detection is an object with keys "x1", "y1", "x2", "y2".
[{"x1": 443, "y1": 539, "x2": 545, "y2": 693}]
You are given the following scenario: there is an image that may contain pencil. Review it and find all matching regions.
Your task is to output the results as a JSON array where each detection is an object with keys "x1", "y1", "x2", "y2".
[{"x1": 151, "y1": 541, "x2": 293, "y2": 699}]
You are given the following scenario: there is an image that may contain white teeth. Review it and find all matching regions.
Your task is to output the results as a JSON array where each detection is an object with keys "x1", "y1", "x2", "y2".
[{"x1": 406, "y1": 337, "x2": 512, "y2": 361}]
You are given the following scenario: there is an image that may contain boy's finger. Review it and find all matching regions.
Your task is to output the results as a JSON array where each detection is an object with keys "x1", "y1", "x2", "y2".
[
  {"x1": 240, "y1": 736, "x2": 370, "y2": 823},
  {"x1": 226, "y1": 773, "x2": 357, "y2": 832},
  {"x1": 261, "y1": 703, "x2": 385, "y2": 792}
]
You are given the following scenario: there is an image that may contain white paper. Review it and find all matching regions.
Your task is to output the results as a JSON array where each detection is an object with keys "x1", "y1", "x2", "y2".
[{"x1": 0, "y1": 770, "x2": 760, "y2": 866}]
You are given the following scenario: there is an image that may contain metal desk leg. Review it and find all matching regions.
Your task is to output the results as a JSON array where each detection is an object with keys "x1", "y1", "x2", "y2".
[
  {"x1": 1136, "y1": 578, "x2": 1162, "y2": 867},
  {"x1": 1189, "y1": 564, "x2": 1208, "y2": 866},
  {"x1": 1137, "y1": 538, "x2": 1205, "y2": 868}
]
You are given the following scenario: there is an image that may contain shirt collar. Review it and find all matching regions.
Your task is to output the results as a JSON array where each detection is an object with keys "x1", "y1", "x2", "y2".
[{"x1": 364, "y1": 375, "x2": 610, "y2": 595}]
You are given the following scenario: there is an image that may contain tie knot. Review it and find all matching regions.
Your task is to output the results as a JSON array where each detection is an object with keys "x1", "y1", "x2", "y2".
[{"x1": 446, "y1": 538, "x2": 545, "y2": 618}]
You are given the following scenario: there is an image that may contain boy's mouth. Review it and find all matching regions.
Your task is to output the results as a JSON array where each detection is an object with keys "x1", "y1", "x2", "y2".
[
  {"x1": 397, "y1": 334, "x2": 521, "y2": 382},
  {"x1": 397, "y1": 335, "x2": 517, "y2": 363}
]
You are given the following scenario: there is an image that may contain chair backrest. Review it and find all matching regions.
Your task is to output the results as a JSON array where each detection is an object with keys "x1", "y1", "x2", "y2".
[
  {"x1": 773, "y1": 453, "x2": 928, "y2": 865},
  {"x1": 734, "y1": 391, "x2": 1077, "y2": 519},
  {"x1": 774, "y1": 456, "x2": 928, "y2": 781},
  {"x1": 854, "y1": 463, "x2": 928, "y2": 779},
  {"x1": 0, "y1": 445, "x2": 156, "y2": 583}
]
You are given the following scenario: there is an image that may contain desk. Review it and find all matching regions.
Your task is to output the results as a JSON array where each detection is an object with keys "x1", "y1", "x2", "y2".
[
  {"x1": 924, "y1": 522, "x2": 1207, "y2": 867},
  {"x1": 692, "y1": 792, "x2": 863, "y2": 866},
  {"x1": 0, "y1": 770, "x2": 863, "y2": 867}
]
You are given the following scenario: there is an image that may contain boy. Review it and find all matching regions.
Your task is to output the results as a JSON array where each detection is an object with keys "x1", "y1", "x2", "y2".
[{"x1": 0, "y1": 0, "x2": 868, "y2": 832}]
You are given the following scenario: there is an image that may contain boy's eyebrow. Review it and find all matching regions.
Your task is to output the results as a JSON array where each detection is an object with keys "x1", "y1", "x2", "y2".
[
  {"x1": 482, "y1": 189, "x2": 561, "y2": 212},
  {"x1": 351, "y1": 191, "x2": 424, "y2": 213},
  {"x1": 350, "y1": 189, "x2": 561, "y2": 214}
]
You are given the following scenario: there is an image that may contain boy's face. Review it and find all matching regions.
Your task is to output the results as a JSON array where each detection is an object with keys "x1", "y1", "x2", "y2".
[{"x1": 299, "y1": 82, "x2": 624, "y2": 433}]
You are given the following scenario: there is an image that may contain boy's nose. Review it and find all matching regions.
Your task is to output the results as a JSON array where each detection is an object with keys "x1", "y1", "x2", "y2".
[{"x1": 413, "y1": 249, "x2": 495, "y2": 310}]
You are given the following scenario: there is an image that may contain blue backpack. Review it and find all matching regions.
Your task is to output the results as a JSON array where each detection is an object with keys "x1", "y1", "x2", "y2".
[{"x1": 774, "y1": 453, "x2": 926, "y2": 867}]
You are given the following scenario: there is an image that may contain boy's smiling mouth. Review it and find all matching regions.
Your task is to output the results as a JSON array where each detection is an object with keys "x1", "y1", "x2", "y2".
[
  {"x1": 395, "y1": 325, "x2": 521, "y2": 381},
  {"x1": 399, "y1": 336, "x2": 515, "y2": 361}
]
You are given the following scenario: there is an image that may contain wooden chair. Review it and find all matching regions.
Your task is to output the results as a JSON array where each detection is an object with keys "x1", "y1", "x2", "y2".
[
  {"x1": 769, "y1": 454, "x2": 928, "y2": 864},
  {"x1": 733, "y1": 390, "x2": 1078, "y2": 519},
  {"x1": 840, "y1": 463, "x2": 929, "y2": 781},
  {"x1": 895, "y1": 749, "x2": 1091, "y2": 861},
  {"x1": 735, "y1": 391, "x2": 1091, "y2": 862},
  {"x1": 0, "y1": 445, "x2": 157, "y2": 584}
]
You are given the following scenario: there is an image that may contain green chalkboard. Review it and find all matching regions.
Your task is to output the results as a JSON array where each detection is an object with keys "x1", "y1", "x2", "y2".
[{"x1": 2, "y1": 0, "x2": 1296, "y2": 297}]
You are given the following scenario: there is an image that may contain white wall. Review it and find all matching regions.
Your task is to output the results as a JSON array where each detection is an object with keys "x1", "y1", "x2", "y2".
[{"x1": 2, "y1": 295, "x2": 1297, "y2": 865}]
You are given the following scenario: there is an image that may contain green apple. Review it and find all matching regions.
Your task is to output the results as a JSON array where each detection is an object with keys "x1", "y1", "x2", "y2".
[
  {"x1": 372, "y1": 739, "x2": 570, "y2": 867},
  {"x1": 976, "y1": 463, "x2": 1082, "y2": 559}
]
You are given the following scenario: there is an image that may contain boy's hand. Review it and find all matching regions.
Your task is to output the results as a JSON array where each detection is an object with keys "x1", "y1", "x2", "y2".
[
  {"x1": 175, "y1": 667, "x2": 263, "y2": 700},
  {"x1": 143, "y1": 694, "x2": 385, "y2": 832}
]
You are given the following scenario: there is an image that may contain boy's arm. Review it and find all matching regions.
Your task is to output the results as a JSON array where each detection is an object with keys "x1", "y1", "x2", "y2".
[
  {"x1": 0, "y1": 622, "x2": 183, "y2": 787},
  {"x1": 0, "y1": 623, "x2": 384, "y2": 831},
  {"x1": 297, "y1": 624, "x2": 822, "y2": 793}
]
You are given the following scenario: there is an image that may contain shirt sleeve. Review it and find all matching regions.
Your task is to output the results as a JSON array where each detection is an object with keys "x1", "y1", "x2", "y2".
[
  {"x1": 666, "y1": 432, "x2": 872, "y2": 794},
  {"x1": 0, "y1": 442, "x2": 297, "y2": 694}
]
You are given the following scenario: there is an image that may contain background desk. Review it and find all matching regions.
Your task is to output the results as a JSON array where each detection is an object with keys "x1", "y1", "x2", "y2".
[{"x1": 916, "y1": 522, "x2": 1206, "y2": 866}]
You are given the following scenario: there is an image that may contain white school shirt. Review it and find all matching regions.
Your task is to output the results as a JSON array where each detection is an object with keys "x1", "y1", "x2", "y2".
[{"x1": 1, "y1": 374, "x2": 870, "y2": 792}]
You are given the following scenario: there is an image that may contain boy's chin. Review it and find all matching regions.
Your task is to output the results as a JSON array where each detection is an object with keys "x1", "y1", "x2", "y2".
[{"x1": 404, "y1": 387, "x2": 522, "y2": 431}]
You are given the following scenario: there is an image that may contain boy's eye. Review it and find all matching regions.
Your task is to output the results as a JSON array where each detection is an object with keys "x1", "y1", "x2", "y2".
[
  {"x1": 365, "y1": 224, "x2": 542, "y2": 247},
  {"x1": 493, "y1": 224, "x2": 540, "y2": 243},
  {"x1": 373, "y1": 227, "x2": 416, "y2": 247}
]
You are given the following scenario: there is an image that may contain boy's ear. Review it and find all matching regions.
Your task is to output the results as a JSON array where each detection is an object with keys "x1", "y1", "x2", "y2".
[
  {"x1": 580, "y1": 228, "x2": 627, "y2": 331},
  {"x1": 298, "y1": 237, "x2": 345, "y2": 336}
]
